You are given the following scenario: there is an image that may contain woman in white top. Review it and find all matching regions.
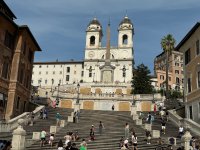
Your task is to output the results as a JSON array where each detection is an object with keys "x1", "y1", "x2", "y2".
[
  {"x1": 132, "y1": 132, "x2": 138, "y2": 150},
  {"x1": 64, "y1": 133, "x2": 71, "y2": 146}
]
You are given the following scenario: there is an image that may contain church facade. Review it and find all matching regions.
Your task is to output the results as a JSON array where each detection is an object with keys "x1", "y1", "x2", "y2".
[{"x1": 32, "y1": 16, "x2": 134, "y2": 86}]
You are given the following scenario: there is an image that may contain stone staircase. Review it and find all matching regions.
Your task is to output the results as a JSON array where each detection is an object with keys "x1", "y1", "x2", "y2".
[
  {"x1": 25, "y1": 109, "x2": 178, "y2": 150},
  {"x1": 0, "y1": 107, "x2": 73, "y2": 142}
]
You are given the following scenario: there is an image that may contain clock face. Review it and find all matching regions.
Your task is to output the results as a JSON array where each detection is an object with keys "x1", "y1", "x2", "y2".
[{"x1": 88, "y1": 51, "x2": 95, "y2": 58}]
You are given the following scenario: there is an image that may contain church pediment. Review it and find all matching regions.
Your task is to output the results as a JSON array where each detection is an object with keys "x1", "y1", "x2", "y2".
[{"x1": 99, "y1": 64, "x2": 115, "y2": 70}]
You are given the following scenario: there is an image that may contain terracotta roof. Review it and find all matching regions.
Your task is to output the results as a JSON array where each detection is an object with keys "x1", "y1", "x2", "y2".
[{"x1": 176, "y1": 22, "x2": 200, "y2": 50}]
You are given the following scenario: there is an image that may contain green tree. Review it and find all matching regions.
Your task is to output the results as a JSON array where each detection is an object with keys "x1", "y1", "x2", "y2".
[
  {"x1": 161, "y1": 34, "x2": 176, "y2": 98},
  {"x1": 131, "y1": 64, "x2": 153, "y2": 94}
]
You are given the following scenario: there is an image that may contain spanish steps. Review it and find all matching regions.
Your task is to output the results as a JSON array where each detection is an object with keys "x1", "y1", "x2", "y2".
[{"x1": 0, "y1": 99, "x2": 187, "y2": 150}]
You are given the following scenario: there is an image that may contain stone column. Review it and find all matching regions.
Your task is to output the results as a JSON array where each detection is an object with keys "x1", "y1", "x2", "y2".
[
  {"x1": 181, "y1": 131, "x2": 192, "y2": 150},
  {"x1": 130, "y1": 105, "x2": 137, "y2": 116},
  {"x1": 11, "y1": 119, "x2": 26, "y2": 150},
  {"x1": 74, "y1": 103, "x2": 81, "y2": 112}
]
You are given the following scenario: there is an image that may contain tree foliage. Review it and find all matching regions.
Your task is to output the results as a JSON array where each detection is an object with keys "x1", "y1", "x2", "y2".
[
  {"x1": 131, "y1": 64, "x2": 153, "y2": 94},
  {"x1": 161, "y1": 34, "x2": 176, "y2": 52}
]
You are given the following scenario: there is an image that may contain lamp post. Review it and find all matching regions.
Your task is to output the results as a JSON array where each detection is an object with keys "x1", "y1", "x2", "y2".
[
  {"x1": 56, "y1": 83, "x2": 60, "y2": 106},
  {"x1": 122, "y1": 65, "x2": 126, "y2": 83},
  {"x1": 93, "y1": 73, "x2": 95, "y2": 82},
  {"x1": 76, "y1": 83, "x2": 80, "y2": 104}
]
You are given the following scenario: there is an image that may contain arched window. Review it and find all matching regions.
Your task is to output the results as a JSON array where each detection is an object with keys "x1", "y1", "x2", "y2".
[
  {"x1": 101, "y1": 55, "x2": 104, "y2": 59},
  {"x1": 89, "y1": 66, "x2": 92, "y2": 77},
  {"x1": 90, "y1": 36, "x2": 95, "y2": 45},
  {"x1": 122, "y1": 34, "x2": 128, "y2": 45},
  {"x1": 176, "y1": 77, "x2": 180, "y2": 84},
  {"x1": 112, "y1": 54, "x2": 115, "y2": 59}
]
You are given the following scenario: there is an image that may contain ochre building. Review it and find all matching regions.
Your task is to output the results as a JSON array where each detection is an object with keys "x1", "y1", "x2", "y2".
[{"x1": 0, "y1": 1, "x2": 41, "y2": 120}]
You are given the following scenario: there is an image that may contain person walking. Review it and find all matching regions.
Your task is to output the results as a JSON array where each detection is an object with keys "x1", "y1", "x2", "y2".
[
  {"x1": 64, "y1": 132, "x2": 71, "y2": 146},
  {"x1": 40, "y1": 129, "x2": 47, "y2": 147},
  {"x1": 43, "y1": 108, "x2": 48, "y2": 119},
  {"x1": 124, "y1": 123, "x2": 129, "y2": 140},
  {"x1": 178, "y1": 125, "x2": 184, "y2": 138},
  {"x1": 49, "y1": 133, "x2": 54, "y2": 147},
  {"x1": 145, "y1": 129, "x2": 151, "y2": 144},
  {"x1": 147, "y1": 112, "x2": 152, "y2": 124},
  {"x1": 57, "y1": 139, "x2": 64, "y2": 150},
  {"x1": 161, "y1": 120, "x2": 166, "y2": 134},
  {"x1": 90, "y1": 125, "x2": 95, "y2": 141},
  {"x1": 99, "y1": 121, "x2": 104, "y2": 135},
  {"x1": 112, "y1": 105, "x2": 115, "y2": 111},
  {"x1": 56, "y1": 112, "x2": 61, "y2": 126},
  {"x1": 132, "y1": 132, "x2": 138, "y2": 150}
]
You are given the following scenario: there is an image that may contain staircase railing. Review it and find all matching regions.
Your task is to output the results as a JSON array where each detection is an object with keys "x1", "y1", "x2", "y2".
[{"x1": 0, "y1": 105, "x2": 44, "y2": 132}]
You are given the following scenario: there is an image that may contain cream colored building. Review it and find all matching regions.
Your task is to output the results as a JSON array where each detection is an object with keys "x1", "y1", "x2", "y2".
[
  {"x1": 33, "y1": 16, "x2": 134, "y2": 86},
  {"x1": 176, "y1": 22, "x2": 200, "y2": 123},
  {"x1": 154, "y1": 50, "x2": 184, "y2": 92},
  {"x1": 32, "y1": 16, "x2": 163, "y2": 112}
]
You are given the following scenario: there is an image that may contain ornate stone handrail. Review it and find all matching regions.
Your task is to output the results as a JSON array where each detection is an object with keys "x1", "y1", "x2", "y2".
[
  {"x1": 168, "y1": 109, "x2": 183, "y2": 126},
  {"x1": 0, "y1": 105, "x2": 44, "y2": 132},
  {"x1": 56, "y1": 92, "x2": 163, "y2": 101},
  {"x1": 182, "y1": 118, "x2": 200, "y2": 136}
]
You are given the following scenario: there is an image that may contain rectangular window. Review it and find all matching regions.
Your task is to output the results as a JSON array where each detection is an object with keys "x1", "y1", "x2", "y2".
[
  {"x1": 23, "y1": 101, "x2": 26, "y2": 112},
  {"x1": 67, "y1": 67, "x2": 70, "y2": 73},
  {"x1": 81, "y1": 71, "x2": 84, "y2": 77},
  {"x1": 2, "y1": 62, "x2": 9, "y2": 79},
  {"x1": 188, "y1": 78, "x2": 191, "y2": 93},
  {"x1": 198, "y1": 71, "x2": 200, "y2": 88},
  {"x1": 28, "y1": 49, "x2": 33, "y2": 62},
  {"x1": 39, "y1": 71, "x2": 41, "y2": 75},
  {"x1": 89, "y1": 72, "x2": 92, "y2": 77},
  {"x1": 74, "y1": 71, "x2": 76, "y2": 74},
  {"x1": 47, "y1": 65, "x2": 48, "y2": 68},
  {"x1": 19, "y1": 69, "x2": 24, "y2": 84},
  {"x1": 45, "y1": 80, "x2": 47, "y2": 84},
  {"x1": 196, "y1": 40, "x2": 199, "y2": 55},
  {"x1": 16, "y1": 96, "x2": 20, "y2": 109},
  {"x1": 189, "y1": 106, "x2": 193, "y2": 120},
  {"x1": 60, "y1": 71, "x2": 62, "y2": 74},
  {"x1": 175, "y1": 63, "x2": 179, "y2": 66},
  {"x1": 66, "y1": 75, "x2": 70, "y2": 81},
  {"x1": 59, "y1": 79, "x2": 61, "y2": 84},
  {"x1": 4, "y1": 30, "x2": 14, "y2": 49},
  {"x1": 185, "y1": 49, "x2": 191, "y2": 65},
  {"x1": 53, "y1": 71, "x2": 55, "y2": 75},
  {"x1": 169, "y1": 77, "x2": 171, "y2": 81},
  {"x1": 22, "y1": 41, "x2": 26, "y2": 55},
  {"x1": 160, "y1": 75, "x2": 164, "y2": 80},
  {"x1": 46, "y1": 71, "x2": 48, "y2": 75},
  {"x1": 175, "y1": 70, "x2": 179, "y2": 74}
]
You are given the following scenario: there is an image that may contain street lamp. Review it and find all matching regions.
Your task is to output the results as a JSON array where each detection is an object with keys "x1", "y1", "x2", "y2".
[
  {"x1": 93, "y1": 73, "x2": 95, "y2": 82},
  {"x1": 56, "y1": 83, "x2": 60, "y2": 106},
  {"x1": 76, "y1": 83, "x2": 80, "y2": 104},
  {"x1": 122, "y1": 65, "x2": 126, "y2": 83}
]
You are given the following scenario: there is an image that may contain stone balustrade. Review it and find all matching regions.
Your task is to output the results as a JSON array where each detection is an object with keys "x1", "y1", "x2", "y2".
[
  {"x1": 54, "y1": 92, "x2": 163, "y2": 101},
  {"x1": 168, "y1": 109, "x2": 183, "y2": 126},
  {"x1": 0, "y1": 105, "x2": 44, "y2": 132}
]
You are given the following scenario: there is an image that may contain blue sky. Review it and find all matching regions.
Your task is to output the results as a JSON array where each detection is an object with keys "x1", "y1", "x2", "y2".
[{"x1": 6, "y1": 0, "x2": 200, "y2": 73}]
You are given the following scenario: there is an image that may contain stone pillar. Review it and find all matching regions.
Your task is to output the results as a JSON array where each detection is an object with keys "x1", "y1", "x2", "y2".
[
  {"x1": 152, "y1": 130, "x2": 160, "y2": 138},
  {"x1": 50, "y1": 126, "x2": 57, "y2": 133},
  {"x1": 144, "y1": 123, "x2": 152, "y2": 131},
  {"x1": 132, "y1": 114, "x2": 139, "y2": 121},
  {"x1": 136, "y1": 119, "x2": 142, "y2": 125},
  {"x1": 131, "y1": 105, "x2": 137, "y2": 116},
  {"x1": 181, "y1": 131, "x2": 192, "y2": 150},
  {"x1": 74, "y1": 103, "x2": 81, "y2": 112},
  {"x1": 11, "y1": 119, "x2": 26, "y2": 150},
  {"x1": 60, "y1": 120, "x2": 66, "y2": 127}
]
